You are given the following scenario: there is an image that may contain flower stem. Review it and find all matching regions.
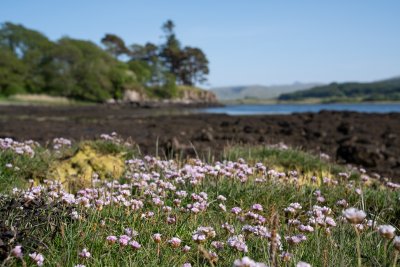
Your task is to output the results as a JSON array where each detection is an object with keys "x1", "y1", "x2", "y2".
[{"x1": 353, "y1": 225, "x2": 362, "y2": 267}]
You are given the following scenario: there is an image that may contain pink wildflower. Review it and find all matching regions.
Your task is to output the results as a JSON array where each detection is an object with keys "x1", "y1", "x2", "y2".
[
  {"x1": 252, "y1": 203, "x2": 263, "y2": 211},
  {"x1": 79, "y1": 248, "x2": 91, "y2": 259},
  {"x1": 182, "y1": 245, "x2": 191, "y2": 253},
  {"x1": 129, "y1": 240, "x2": 141, "y2": 250},
  {"x1": 378, "y1": 225, "x2": 396, "y2": 240},
  {"x1": 29, "y1": 252, "x2": 44, "y2": 266},
  {"x1": 343, "y1": 208, "x2": 366, "y2": 224},
  {"x1": 106, "y1": 235, "x2": 117, "y2": 244},
  {"x1": 168, "y1": 237, "x2": 181, "y2": 248},
  {"x1": 231, "y1": 207, "x2": 242, "y2": 215},
  {"x1": 153, "y1": 233, "x2": 162, "y2": 243},
  {"x1": 11, "y1": 245, "x2": 23, "y2": 258}
]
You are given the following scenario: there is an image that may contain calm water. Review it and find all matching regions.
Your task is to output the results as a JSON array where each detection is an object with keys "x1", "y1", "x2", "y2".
[{"x1": 199, "y1": 103, "x2": 400, "y2": 115}]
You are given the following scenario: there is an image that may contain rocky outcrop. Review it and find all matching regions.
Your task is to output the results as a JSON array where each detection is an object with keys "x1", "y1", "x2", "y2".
[
  {"x1": 116, "y1": 88, "x2": 219, "y2": 106},
  {"x1": 177, "y1": 89, "x2": 218, "y2": 104},
  {"x1": 123, "y1": 90, "x2": 147, "y2": 102}
]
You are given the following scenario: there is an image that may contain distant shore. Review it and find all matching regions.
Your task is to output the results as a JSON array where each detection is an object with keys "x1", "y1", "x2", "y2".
[{"x1": 220, "y1": 98, "x2": 400, "y2": 105}]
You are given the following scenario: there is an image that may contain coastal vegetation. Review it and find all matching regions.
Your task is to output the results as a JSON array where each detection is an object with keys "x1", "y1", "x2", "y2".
[
  {"x1": 1, "y1": 135, "x2": 399, "y2": 266},
  {"x1": 278, "y1": 77, "x2": 400, "y2": 103},
  {"x1": 0, "y1": 21, "x2": 209, "y2": 103}
]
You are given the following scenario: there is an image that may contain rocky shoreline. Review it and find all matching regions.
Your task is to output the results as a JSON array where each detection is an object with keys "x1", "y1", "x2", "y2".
[{"x1": 0, "y1": 104, "x2": 399, "y2": 180}]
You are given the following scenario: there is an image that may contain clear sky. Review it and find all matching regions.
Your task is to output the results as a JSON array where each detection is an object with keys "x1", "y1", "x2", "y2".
[{"x1": 1, "y1": 1, "x2": 399, "y2": 87}]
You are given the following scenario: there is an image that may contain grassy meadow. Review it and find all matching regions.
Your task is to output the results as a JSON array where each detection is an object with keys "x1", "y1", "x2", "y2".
[{"x1": 0, "y1": 135, "x2": 399, "y2": 267}]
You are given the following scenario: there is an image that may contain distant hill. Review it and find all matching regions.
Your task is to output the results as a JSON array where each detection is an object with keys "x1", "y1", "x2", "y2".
[
  {"x1": 278, "y1": 76, "x2": 400, "y2": 102},
  {"x1": 210, "y1": 83, "x2": 322, "y2": 101}
]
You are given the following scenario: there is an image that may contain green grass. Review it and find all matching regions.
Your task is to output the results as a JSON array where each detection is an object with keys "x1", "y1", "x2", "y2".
[
  {"x1": 1, "y1": 142, "x2": 399, "y2": 266},
  {"x1": 224, "y1": 145, "x2": 352, "y2": 178}
]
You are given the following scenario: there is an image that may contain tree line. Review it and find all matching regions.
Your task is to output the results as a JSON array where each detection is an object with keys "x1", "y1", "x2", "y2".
[
  {"x1": 0, "y1": 20, "x2": 209, "y2": 102},
  {"x1": 278, "y1": 78, "x2": 400, "y2": 102}
]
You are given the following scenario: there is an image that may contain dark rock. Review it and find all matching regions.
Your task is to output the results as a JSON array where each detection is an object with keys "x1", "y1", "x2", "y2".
[
  {"x1": 337, "y1": 143, "x2": 384, "y2": 167},
  {"x1": 337, "y1": 122, "x2": 354, "y2": 135}
]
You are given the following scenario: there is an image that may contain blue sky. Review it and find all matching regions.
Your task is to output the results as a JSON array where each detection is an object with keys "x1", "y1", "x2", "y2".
[{"x1": 1, "y1": 1, "x2": 399, "y2": 87}]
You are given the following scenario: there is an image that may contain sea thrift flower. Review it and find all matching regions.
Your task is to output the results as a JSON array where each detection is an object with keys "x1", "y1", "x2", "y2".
[
  {"x1": 74, "y1": 265, "x2": 86, "y2": 267},
  {"x1": 252, "y1": 203, "x2": 263, "y2": 211},
  {"x1": 29, "y1": 252, "x2": 44, "y2": 266},
  {"x1": 285, "y1": 234, "x2": 307, "y2": 245},
  {"x1": 297, "y1": 262, "x2": 312, "y2": 267},
  {"x1": 182, "y1": 263, "x2": 192, "y2": 267},
  {"x1": 106, "y1": 235, "x2": 117, "y2": 244},
  {"x1": 222, "y1": 222, "x2": 235, "y2": 234},
  {"x1": 79, "y1": 248, "x2": 91, "y2": 258},
  {"x1": 182, "y1": 245, "x2": 191, "y2": 253},
  {"x1": 129, "y1": 241, "x2": 141, "y2": 250},
  {"x1": 355, "y1": 224, "x2": 365, "y2": 232},
  {"x1": 336, "y1": 199, "x2": 348, "y2": 208},
  {"x1": 211, "y1": 241, "x2": 225, "y2": 250},
  {"x1": 219, "y1": 203, "x2": 227, "y2": 211},
  {"x1": 325, "y1": 217, "x2": 337, "y2": 227},
  {"x1": 119, "y1": 235, "x2": 131, "y2": 246},
  {"x1": 153, "y1": 233, "x2": 162, "y2": 243},
  {"x1": 192, "y1": 226, "x2": 216, "y2": 243},
  {"x1": 284, "y1": 203, "x2": 302, "y2": 214},
  {"x1": 394, "y1": 236, "x2": 400, "y2": 251},
  {"x1": 167, "y1": 216, "x2": 176, "y2": 224},
  {"x1": 280, "y1": 251, "x2": 293, "y2": 262},
  {"x1": 378, "y1": 225, "x2": 396, "y2": 239},
  {"x1": 231, "y1": 207, "x2": 242, "y2": 215},
  {"x1": 217, "y1": 195, "x2": 227, "y2": 201},
  {"x1": 71, "y1": 210, "x2": 81, "y2": 220},
  {"x1": 227, "y1": 235, "x2": 248, "y2": 252},
  {"x1": 343, "y1": 208, "x2": 366, "y2": 224},
  {"x1": 298, "y1": 225, "x2": 314, "y2": 233},
  {"x1": 124, "y1": 228, "x2": 139, "y2": 237},
  {"x1": 233, "y1": 256, "x2": 267, "y2": 267},
  {"x1": 11, "y1": 245, "x2": 23, "y2": 258},
  {"x1": 168, "y1": 237, "x2": 181, "y2": 248}
]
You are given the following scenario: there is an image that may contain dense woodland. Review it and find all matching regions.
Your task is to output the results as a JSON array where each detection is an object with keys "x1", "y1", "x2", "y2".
[
  {"x1": 0, "y1": 20, "x2": 209, "y2": 102},
  {"x1": 278, "y1": 77, "x2": 400, "y2": 102}
]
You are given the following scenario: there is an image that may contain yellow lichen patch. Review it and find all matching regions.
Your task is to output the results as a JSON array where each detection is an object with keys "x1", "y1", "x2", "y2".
[{"x1": 50, "y1": 145, "x2": 125, "y2": 191}]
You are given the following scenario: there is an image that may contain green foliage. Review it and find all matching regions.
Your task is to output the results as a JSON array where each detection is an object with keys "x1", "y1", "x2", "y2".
[
  {"x1": 127, "y1": 60, "x2": 152, "y2": 85},
  {"x1": 0, "y1": 22, "x2": 53, "y2": 93},
  {"x1": 159, "y1": 20, "x2": 209, "y2": 86},
  {"x1": 0, "y1": 48, "x2": 26, "y2": 96},
  {"x1": 279, "y1": 78, "x2": 400, "y2": 102},
  {"x1": 0, "y1": 20, "x2": 209, "y2": 102},
  {"x1": 41, "y1": 38, "x2": 139, "y2": 102},
  {"x1": 101, "y1": 33, "x2": 129, "y2": 59}
]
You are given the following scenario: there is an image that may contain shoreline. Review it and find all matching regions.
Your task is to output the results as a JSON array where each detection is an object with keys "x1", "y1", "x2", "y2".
[{"x1": 0, "y1": 105, "x2": 399, "y2": 180}]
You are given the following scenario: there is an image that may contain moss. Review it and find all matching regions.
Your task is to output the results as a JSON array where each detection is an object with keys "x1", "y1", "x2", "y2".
[{"x1": 50, "y1": 144, "x2": 125, "y2": 191}]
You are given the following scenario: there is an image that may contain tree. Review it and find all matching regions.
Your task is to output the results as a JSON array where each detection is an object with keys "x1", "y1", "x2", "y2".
[
  {"x1": 0, "y1": 47, "x2": 27, "y2": 96},
  {"x1": 42, "y1": 38, "x2": 135, "y2": 102},
  {"x1": 158, "y1": 20, "x2": 209, "y2": 86},
  {"x1": 101, "y1": 34, "x2": 129, "y2": 59},
  {"x1": 159, "y1": 20, "x2": 182, "y2": 80},
  {"x1": 179, "y1": 47, "x2": 209, "y2": 86},
  {"x1": 0, "y1": 22, "x2": 53, "y2": 93},
  {"x1": 130, "y1": 42, "x2": 164, "y2": 86}
]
